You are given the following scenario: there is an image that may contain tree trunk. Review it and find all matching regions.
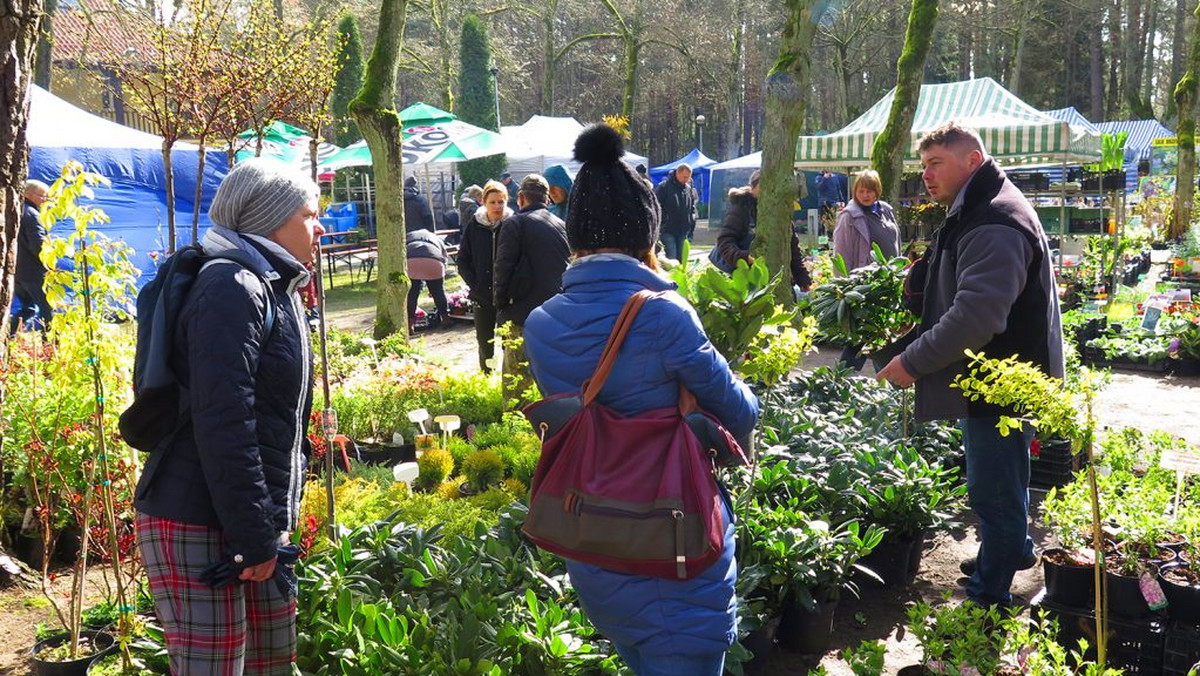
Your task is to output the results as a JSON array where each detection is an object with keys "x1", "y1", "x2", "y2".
[
  {"x1": 1091, "y1": 20, "x2": 1106, "y2": 120},
  {"x1": 1126, "y1": 0, "x2": 1144, "y2": 114},
  {"x1": 32, "y1": 0, "x2": 54, "y2": 89},
  {"x1": 1009, "y1": 27, "x2": 1025, "y2": 96},
  {"x1": 1, "y1": 0, "x2": 43, "y2": 361},
  {"x1": 1142, "y1": 0, "x2": 1157, "y2": 109},
  {"x1": 541, "y1": 0, "x2": 556, "y2": 113},
  {"x1": 350, "y1": 0, "x2": 409, "y2": 339},
  {"x1": 723, "y1": 0, "x2": 746, "y2": 158},
  {"x1": 162, "y1": 140, "x2": 177, "y2": 252},
  {"x1": 871, "y1": 0, "x2": 940, "y2": 203},
  {"x1": 1108, "y1": 0, "x2": 1123, "y2": 118},
  {"x1": 621, "y1": 39, "x2": 640, "y2": 125},
  {"x1": 755, "y1": 0, "x2": 820, "y2": 306},
  {"x1": 1168, "y1": 0, "x2": 1189, "y2": 120},
  {"x1": 192, "y1": 142, "x2": 206, "y2": 244},
  {"x1": 1173, "y1": 0, "x2": 1200, "y2": 240}
]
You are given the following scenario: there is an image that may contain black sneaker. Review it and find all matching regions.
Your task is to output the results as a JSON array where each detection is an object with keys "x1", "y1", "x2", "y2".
[{"x1": 960, "y1": 551, "x2": 1041, "y2": 577}]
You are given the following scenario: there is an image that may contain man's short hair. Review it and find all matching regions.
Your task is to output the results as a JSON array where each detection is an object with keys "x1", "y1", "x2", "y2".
[
  {"x1": 518, "y1": 175, "x2": 550, "y2": 205},
  {"x1": 24, "y1": 180, "x2": 49, "y2": 196},
  {"x1": 918, "y1": 122, "x2": 985, "y2": 155}
]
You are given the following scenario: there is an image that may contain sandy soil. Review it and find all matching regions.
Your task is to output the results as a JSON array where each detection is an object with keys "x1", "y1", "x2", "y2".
[{"x1": 1, "y1": 317, "x2": 1192, "y2": 675}]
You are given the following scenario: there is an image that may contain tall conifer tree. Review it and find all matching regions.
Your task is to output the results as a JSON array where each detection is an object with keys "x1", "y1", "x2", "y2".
[
  {"x1": 457, "y1": 14, "x2": 506, "y2": 189},
  {"x1": 332, "y1": 14, "x2": 365, "y2": 145}
]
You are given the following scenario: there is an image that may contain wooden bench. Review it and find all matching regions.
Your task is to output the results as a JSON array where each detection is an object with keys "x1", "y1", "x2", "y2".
[{"x1": 321, "y1": 237, "x2": 377, "y2": 288}]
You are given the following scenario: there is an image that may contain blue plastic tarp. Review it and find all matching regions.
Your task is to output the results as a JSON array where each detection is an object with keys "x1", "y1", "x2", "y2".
[{"x1": 27, "y1": 86, "x2": 227, "y2": 285}]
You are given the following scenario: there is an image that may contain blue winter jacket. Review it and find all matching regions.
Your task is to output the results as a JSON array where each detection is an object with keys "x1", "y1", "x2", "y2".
[
  {"x1": 542, "y1": 164, "x2": 574, "y2": 221},
  {"x1": 523, "y1": 254, "x2": 758, "y2": 658}
]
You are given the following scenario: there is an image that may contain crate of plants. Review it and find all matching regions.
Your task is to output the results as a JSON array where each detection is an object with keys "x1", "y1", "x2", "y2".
[
  {"x1": 1032, "y1": 590, "x2": 1166, "y2": 676},
  {"x1": 1086, "y1": 327, "x2": 1172, "y2": 373},
  {"x1": 1029, "y1": 438, "x2": 1085, "y2": 490}
]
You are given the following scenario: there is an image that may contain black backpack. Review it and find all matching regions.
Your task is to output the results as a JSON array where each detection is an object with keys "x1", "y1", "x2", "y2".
[{"x1": 119, "y1": 245, "x2": 276, "y2": 452}]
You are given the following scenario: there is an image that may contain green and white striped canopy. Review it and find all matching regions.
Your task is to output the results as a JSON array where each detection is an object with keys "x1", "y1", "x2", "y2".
[{"x1": 795, "y1": 77, "x2": 1102, "y2": 170}]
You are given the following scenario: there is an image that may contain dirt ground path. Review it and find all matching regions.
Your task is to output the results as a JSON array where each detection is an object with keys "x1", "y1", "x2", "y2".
[{"x1": 2, "y1": 316, "x2": 1193, "y2": 674}]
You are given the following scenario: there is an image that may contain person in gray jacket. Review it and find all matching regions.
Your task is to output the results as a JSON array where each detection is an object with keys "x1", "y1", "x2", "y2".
[{"x1": 877, "y1": 122, "x2": 1063, "y2": 608}]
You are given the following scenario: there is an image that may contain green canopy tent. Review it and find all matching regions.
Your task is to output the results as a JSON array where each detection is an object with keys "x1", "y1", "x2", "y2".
[
  {"x1": 319, "y1": 102, "x2": 505, "y2": 171},
  {"x1": 794, "y1": 77, "x2": 1102, "y2": 170},
  {"x1": 235, "y1": 121, "x2": 342, "y2": 176}
]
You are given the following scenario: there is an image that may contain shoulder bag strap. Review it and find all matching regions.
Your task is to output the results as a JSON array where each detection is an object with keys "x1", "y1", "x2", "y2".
[{"x1": 581, "y1": 289, "x2": 656, "y2": 405}]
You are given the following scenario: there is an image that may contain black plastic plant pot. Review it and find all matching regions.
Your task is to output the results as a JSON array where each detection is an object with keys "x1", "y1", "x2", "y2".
[
  {"x1": 1042, "y1": 548, "x2": 1094, "y2": 609},
  {"x1": 738, "y1": 617, "x2": 779, "y2": 674},
  {"x1": 1105, "y1": 569, "x2": 1155, "y2": 619},
  {"x1": 859, "y1": 533, "x2": 918, "y2": 588},
  {"x1": 1159, "y1": 562, "x2": 1200, "y2": 624},
  {"x1": 31, "y1": 631, "x2": 116, "y2": 676},
  {"x1": 906, "y1": 530, "x2": 928, "y2": 580},
  {"x1": 778, "y1": 595, "x2": 837, "y2": 654}
]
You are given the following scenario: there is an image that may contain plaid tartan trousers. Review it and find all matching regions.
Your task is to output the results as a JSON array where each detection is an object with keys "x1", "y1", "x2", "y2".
[{"x1": 137, "y1": 513, "x2": 297, "y2": 676}]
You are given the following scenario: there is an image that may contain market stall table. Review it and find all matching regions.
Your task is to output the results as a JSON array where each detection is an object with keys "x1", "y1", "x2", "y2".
[{"x1": 321, "y1": 236, "x2": 377, "y2": 288}]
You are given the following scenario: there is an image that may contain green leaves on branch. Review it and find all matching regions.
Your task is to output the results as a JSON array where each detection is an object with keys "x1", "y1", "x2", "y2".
[
  {"x1": 952, "y1": 350, "x2": 1102, "y2": 441},
  {"x1": 806, "y1": 246, "x2": 912, "y2": 350},
  {"x1": 669, "y1": 242, "x2": 811, "y2": 383}
]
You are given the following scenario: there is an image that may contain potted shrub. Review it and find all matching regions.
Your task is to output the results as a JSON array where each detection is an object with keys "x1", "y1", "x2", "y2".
[
  {"x1": 742, "y1": 499, "x2": 883, "y2": 654},
  {"x1": 1039, "y1": 480, "x2": 1099, "y2": 609},
  {"x1": 460, "y1": 449, "x2": 505, "y2": 495},
  {"x1": 900, "y1": 593, "x2": 1014, "y2": 675},
  {"x1": 415, "y1": 447, "x2": 454, "y2": 491},
  {"x1": 1159, "y1": 539, "x2": 1200, "y2": 624},
  {"x1": 807, "y1": 246, "x2": 914, "y2": 366},
  {"x1": 853, "y1": 444, "x2": 964, "y2": 587}
]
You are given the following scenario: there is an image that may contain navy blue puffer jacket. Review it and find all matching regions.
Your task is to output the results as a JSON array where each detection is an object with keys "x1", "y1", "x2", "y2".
[
  {"x1": 523, "y1": 254, "x2": 758, "y2": 658},
  {"x1": 134, "y1": 227, "x2": 314, "y2": 568}
]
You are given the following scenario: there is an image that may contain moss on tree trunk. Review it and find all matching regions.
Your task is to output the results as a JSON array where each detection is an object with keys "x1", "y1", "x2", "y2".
[
  {"x1": 870, "y1": 0, "x2": 939, "y2": 203},
  {"x1": 1174, "y1": 0, "x2": 1200, "y2": 240},
  {"x1": 754, "y1": 0, "x2": 819, "y2": 306},
  {"x1": 350, "y1": 0, "x2": 410, "y2": 339}
]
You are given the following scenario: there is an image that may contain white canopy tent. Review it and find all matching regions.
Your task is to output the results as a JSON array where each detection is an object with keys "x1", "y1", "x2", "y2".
[{"x1": 501, "y1": 115, "x2": 649, "y2": 176}]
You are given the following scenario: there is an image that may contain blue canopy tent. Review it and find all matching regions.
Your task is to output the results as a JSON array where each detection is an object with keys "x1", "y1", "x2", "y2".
[
  {"x1": 27, "y1": 85, "x2": 227, "y2": 284},
  {"x1": 650, "y1": 148, "x2": 718, "y2": 203}
]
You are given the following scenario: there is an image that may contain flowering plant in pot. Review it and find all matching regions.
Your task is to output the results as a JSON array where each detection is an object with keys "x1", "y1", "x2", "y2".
[{"x1": 904, "y1": 593, "x2": 1015, "y2": 675}]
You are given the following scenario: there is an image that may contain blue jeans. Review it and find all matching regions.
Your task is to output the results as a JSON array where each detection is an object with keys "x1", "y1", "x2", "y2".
[
  {"x1": 660, "y1": 232, "x2": 686, "y2": 262},
  {"x1": 960, "y1": 416, "x2": 1035, "y2": 606},
  {"x1": 611, "y1": 640, "x2": 726, "y2": 676}
]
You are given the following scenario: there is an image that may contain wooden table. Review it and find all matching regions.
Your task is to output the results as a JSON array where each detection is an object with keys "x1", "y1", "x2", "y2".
[{"x1": 321, "y1": 238, "x2": 377, "y2": 288}]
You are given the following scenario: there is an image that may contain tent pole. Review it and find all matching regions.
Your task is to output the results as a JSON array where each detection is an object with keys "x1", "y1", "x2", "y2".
[{"x1": 1058, "y1": 160, "x2": 1067, "y2": 274}]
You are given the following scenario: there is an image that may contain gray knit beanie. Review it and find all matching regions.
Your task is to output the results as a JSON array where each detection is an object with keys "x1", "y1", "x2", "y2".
[{"x1": 209, "y1": 157, "x2": 319, "y2": 236}]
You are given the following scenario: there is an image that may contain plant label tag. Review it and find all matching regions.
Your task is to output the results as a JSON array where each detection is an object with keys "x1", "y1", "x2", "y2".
[
  {"x1": 1160, "y1": 448, "x2": 1200, "y2": 475},
  {"x1": 1140, "y1": 571, "x2": 1169, "y2": 611}
]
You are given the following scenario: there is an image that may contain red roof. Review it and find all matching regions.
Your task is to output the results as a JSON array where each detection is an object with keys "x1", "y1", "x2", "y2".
[{"x1": 52, "y1": 0, "x2": 159, "y2": 65}]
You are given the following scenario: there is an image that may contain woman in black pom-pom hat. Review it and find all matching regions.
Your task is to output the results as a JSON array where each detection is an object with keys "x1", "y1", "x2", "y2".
[{"x1": 522, "y1": 124, "x2": 759, "y2": 676}]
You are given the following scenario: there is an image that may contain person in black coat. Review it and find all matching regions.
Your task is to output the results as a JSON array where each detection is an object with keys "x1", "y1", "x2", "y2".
[
  {"x1": 713, "y1": 170, "x2": 811, "y2": 290},
  {"x1": 493, "y1": 174, "x2": 569, "y2": 402},
  {"x1": 456, "y1": 180, "x2": 513, "y2": 372},
  {"x1": 403, "y1": 176, "x2": 435, "y2": 232},
  {"x1": 654, "y1": 164, "x2": 697, "y2": 261},
  {"x1": 134, "y1": 157, "x2": 323, "y2": 675},
  {"x1": 11, "y1": 180, "x2": 51, "y2": 334}
]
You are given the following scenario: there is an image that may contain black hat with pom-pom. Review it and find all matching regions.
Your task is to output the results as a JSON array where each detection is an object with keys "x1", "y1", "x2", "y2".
[{"x1": 566, "y1": 124, "x2": 660, "y2": 253}]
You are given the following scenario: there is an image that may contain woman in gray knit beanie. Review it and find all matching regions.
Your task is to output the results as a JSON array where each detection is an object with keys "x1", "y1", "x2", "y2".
[{"x1": 209, "y1": 157, "x2": 323, "y2": 263}]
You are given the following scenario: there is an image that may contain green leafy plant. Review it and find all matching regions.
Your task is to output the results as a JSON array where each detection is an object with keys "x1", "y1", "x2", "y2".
[
  {"x1": 668, "y1": 244, "x2": 795, "y2": 370},
  {"x1": 999, "y1": 610, "x2": 1123, "y2": 675},
  {"x1": 907, "y1": 593, "x2": 1015, "y2": 675},
  {"x1": 462, "y1": 449, "x2": 505, "y2": 490},
  {"x1": 416, "y1": 447, "x2": 455, "y2": 491},
  {"x1": 841, "y1": 639, "x2": 886, "y2": 676},
  {"x1": 807, "y1": 245, "x2": 913, "y2": 350}
]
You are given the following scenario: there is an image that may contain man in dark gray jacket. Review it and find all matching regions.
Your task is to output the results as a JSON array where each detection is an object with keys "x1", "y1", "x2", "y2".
[{"x1": 878, "y1": 123, "x2": 1064, "y2": 608}]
